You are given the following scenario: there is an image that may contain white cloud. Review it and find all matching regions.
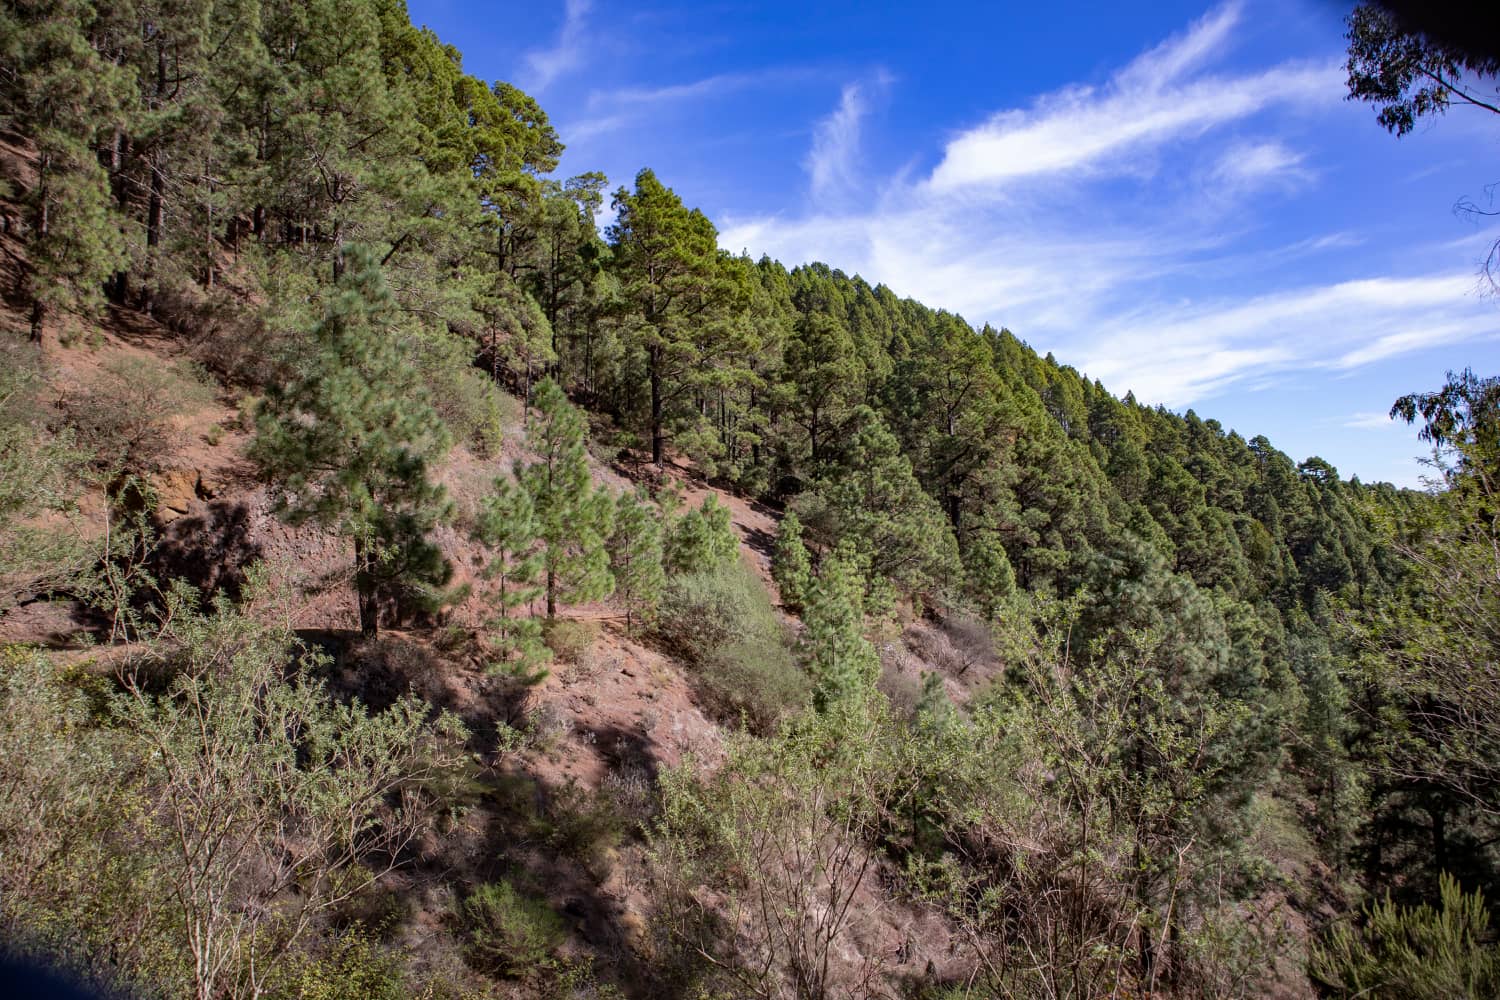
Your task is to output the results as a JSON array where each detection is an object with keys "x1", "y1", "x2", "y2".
[
  {"x1": 520, "y1": 0, "x2": 591, "y2": 94},
  {"x1": 922, "y1": 1, "x2": 1337, "y2": 193},
  {"x1": 566, "y1": 68, "x2": 816, "y2": 143},
  {"x1": 805, "y1": 73, "x2": 891, "y2": 206},
  {"x1": 592, "y1": 72, "x2": 759, "y2": 110},
  {"x1": 1343, "y1": 411, "x2": 1397, "y2": 430},
  {"x1": 1211, "y1": 140, "x2": 1309, "y2": 189},
  {"x1": 1075, "y1": 274, "x2": 1498, "y2": 406}
]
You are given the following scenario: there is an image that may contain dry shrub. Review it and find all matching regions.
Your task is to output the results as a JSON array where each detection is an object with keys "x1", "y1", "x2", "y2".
[
  {"x1": 61, "y1": 355, "x2": 217, "y2": 472},
  {"x1": 158, "y1": 283, "x2": 289, "y2": 392},
  {"x1": 543, "y1": 618, "x2": 599, "y2": 664},
  {"x1": 906, "y1": 615, "x2": 996, "y2": 681}
]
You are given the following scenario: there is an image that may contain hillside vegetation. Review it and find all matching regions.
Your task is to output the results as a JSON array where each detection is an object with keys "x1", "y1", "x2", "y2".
[{"x1": 2, "y1": 2, "x2": 1498, "y2": 998}]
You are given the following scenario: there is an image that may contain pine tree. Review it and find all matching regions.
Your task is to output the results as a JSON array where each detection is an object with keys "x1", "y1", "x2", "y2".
[
  {"x1": 519, "y1": 378, "x2": 614, "y2": 617},
  {"x1": 251, "y1": 246, "x2": 452, "y2": 638},
  {"x1": 473, "y1": 475, "x2": 551, "y2": 684},
  {"x1": 665, "y1": 494, "x2": 738, "y2": 575},
  {"x1": 963, "y1": 528, "x2": 1015, "y2": 621},
  {"x1": 607, "y1": 168, "x2": 750, "y2": 466},
  {"x1": 800, "y1": 543, "x2": 879, "y2": 715},
  {"x1": 771, "y1": 510, "x2": 812, "y2": 612},
  {"x1": 0, "y1": 0, "x2": 130, "y2": 340},
  {"x1": 610, "y1": 488, "x2": 665, "y2": 634},
  {"x1": 797, "y1": 407, "x2": 960, "y2": 600}
]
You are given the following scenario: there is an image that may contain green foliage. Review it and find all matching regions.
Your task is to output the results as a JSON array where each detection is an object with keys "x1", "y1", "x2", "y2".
[
  {"x1": 1, "y1": 569, "x2": 468, "y2": 1000},
  {"x1": 0, "y1": 348, "x2": 94, "y2": 611},
  {"x1": 1345, "y1": 5, "x2": 1499, "y2": 138},
  {"x1": 519, "y1": 378, "x2": 614, "y2": 616},
  {"x1": 115, "y1": 576, "x2": 469, "y2": 1000},
  {"x1": 649, "y1": 710, "x2": 887, "y2": 998},
  {"x1": 607, "y1": 168, "x2": 751, "y2": 466},
  {"x1": 419, "y1": 336, "x2": 519, "y2": 458},
  {"x1": 770, "y1": 510, "x2": 812, "y2": 612},
  {"x1": 473, "y1": 475, "x2": 550, "y2": 684},
  {"x1": 657, "y1": 560, "x2": 806, "y2": 731},
  {"x1": 1312, "y1": 874, "x2": 1500, "y2": 999},
  {"x1": 1347, "y1": 371, "x2": 1500, "y2": 896},
  {"x1": 0, "y1": 3, "x2": 1480, "y2": 993},
  {"x1": 796, "y1": 407, "x2": 960, "y2": 602},
  {"x1": 799, "y1": 542, "x2": 879, "y2": 715},
  {"x1": 0, "y1": 0, "x2": 130, "y2": 340},
  {"x1": 0, "y1": 646, "x2": 171, "y2": 994},
  {"x1": 278, "y1": 924, "x2": 411, "y2": 1000},
  {"x1": 962, "y1": 528, "x2": 1015, "y2": 621},
  {"x1": 252, "y1": 247, "x2": 453, "y2": 637},
  {"x1": 665, "y1": 493, "x2": 738, "y2": 575},
  {"x1": 610, "y1": 488, "x2": 666, "y2": 633},
  {"x1": 462, "y1": 879, "x2": 566, "y2": 978}
]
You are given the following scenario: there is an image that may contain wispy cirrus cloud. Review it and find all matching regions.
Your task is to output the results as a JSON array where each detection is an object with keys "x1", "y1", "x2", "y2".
[
  {"x1": 924, "y1": 5, "x2": 1335, "y2": 192},
  {"x1": 1211, "y1": 140, "x2": 1310, "y2": 190},
  {"x1": 520, "y1": 0, "x2": 591, "y2": 94},
  {"x1": 718, "y1": 1, "x2": 1500, "y2": 412},
  {"x1": 1343, "y1": 410, "x2": 1399, "y2": 430},
  {"x1": 805, "y1": 72, "x2": 891, "y2": 207},
  {"x1": 567, "y1": 67, "x2": 818, "y2": 143},
  {"x1": 1076, "y1": 273, "x2": 1494, "y2": 405}
]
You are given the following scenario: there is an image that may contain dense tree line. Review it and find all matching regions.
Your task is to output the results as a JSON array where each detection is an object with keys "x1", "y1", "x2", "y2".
[{"x1": 2, "y1": 0, "x2": 1499, "y2": 997}]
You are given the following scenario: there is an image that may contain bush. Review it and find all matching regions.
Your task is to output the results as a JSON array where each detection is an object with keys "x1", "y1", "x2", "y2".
[
  {"x1": 1311, "y1": 874, "x2": 1500, "y2": 998},
  {"x1": 407, "y1": 329, "x2": 520, "y2": 458},
  {"x1": 61, "y1": 355, "x2": 217, "y2": 472},
  {"x1": 657, "y1": 560, "x2": 769, "y2": 661},
  {"x1": 443, "y1": 367, "x2": 518, "y2": 458},
  {"x1": 549, "y1": 779, "x2": 630, "y2": 878},
  {"x1": 278, "y1": 925, "x2": 410, "y2": 1000},
  {"x1": 544, "y1": 618, "x2": 599, "y2": 664},
  {"x1": 462, "y1": 879, "x2": 566, "y2": 977},
  {"x1": 657, "y1": 561, "x2": 808, "y2": 731}
]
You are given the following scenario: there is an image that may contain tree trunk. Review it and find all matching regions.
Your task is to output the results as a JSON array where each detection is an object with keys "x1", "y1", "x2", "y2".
[
  {"x1": 546, "y1": 567, "x2": 556, "y2": 619},
  {"x1": 145, "y1": 156, "x2": 164, "y2": 315},
  {"x1": 354, "y1": 537, "x2": 378, "y2": 638},
  {"x1": 650, "y1": 346, "x2": 664, "y2": 467}
]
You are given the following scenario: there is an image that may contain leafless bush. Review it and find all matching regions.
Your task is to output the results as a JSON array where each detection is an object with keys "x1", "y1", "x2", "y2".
[
  {"x1": 906, "y1": 615, "x2": 996, "y2": 680},
  {"x1": 61, "y1": 355, "x2": 216, "y2": 473}
]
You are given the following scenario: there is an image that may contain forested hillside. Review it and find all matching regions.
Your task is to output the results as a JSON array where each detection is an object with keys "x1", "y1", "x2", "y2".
[{"x1": 2, "y1": 1, "x2": 1498, "y2": 998}]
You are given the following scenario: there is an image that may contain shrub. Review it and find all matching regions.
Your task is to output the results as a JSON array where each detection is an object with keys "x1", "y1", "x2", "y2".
[
  {"x1": 657, "y1": 560, "x2": 768, "y2": 661},
  {"x1": 657, "y1": 560, "x2": 808, "y2": 731},
  {"x1": 407, "y1": 329, "x2": 520, "y2": 458},
  {"x1": 550, "y1": 779, "x2": 630, "y2": 877},
  {"x1": 279, "y1": 925, "x2": 410, "y2": 1000},
  {"x1": 703, "y1": 639, "x2": 809, "y2": 734},
  {"x1": 444, "y1": 367, "x2": 518, "y2": 458},
  {"x1": 1311, "y1": 874, "x2": 1500, "y2": 998},
  {"x1": 61, "y1": 355, "x2": 217, "y2": 472},
  {"x1": 544, "y1": 618, "x2": 599, "y2": 664},
  {"x1": 462, "y1": 879, "x2": 566, "y2": 977}
]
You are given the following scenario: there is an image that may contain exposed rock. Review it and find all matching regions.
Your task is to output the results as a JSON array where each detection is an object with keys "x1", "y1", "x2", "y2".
[{"x1": 149, "y1": 467, "x2": 220, "y2": 522}]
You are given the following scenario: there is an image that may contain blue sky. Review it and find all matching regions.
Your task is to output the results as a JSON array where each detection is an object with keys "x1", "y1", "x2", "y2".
[{"x1": 410, "y1": 0, "x2": 1500, "y2": 487}]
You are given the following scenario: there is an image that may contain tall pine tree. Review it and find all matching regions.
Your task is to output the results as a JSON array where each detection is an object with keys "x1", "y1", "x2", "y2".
[
  {"x1": 610, "y1": 488, "x2": 665, "y2": 634},
  {"x1": 251, "y1": 245, "x2": 452, "y2": 637},
  {"x1": 473, "y1": 475, "x2": 550, "y2": 683},
  {"x1": 519, "y1": 378, "x2": 614, "y2": 617}
]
